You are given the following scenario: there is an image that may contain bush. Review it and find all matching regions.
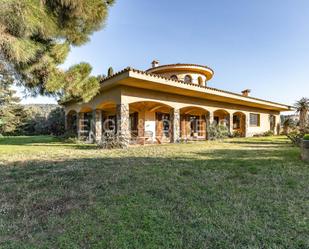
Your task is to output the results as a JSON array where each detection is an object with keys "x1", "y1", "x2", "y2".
[
  {"x1": 98, "y1": 132, "x2": 129, "y2": 149},
  {"x1": 304, "y1": 134, "x2": 309, "y2": 140},
  {"x1": 232, "y1": 130, "x2": 242, "y2": 138},
  {"x1": 287, "y1": 131, "x2": 303, "y2": 146},
  {"x1": 208, "y1": 124, "x2": 229, "y2": 140},
  {"x1": 263, "y1": 130, "x2": 274, "y2": 137}
]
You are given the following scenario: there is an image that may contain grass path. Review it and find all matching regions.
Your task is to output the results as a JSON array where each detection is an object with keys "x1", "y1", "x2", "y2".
[{"x1": 0, "y1": 136, "x2": 308, "y2": 248}]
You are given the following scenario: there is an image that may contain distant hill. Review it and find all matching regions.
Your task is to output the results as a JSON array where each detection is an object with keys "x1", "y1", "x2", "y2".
[{"x1": 23, "y1": 104, "x2": 61, "y2": 118}]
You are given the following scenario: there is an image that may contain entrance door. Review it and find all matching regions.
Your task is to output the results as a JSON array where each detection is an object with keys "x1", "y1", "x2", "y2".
[
  {"x1": 129, "y1": 112, "x2": 138, "y2": 137},
  {"x1": 270, "y1": 115, "x2": 276, "y2": 132}
]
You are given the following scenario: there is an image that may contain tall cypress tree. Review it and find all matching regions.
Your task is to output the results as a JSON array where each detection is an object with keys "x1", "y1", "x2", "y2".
[{"x1": 0, "y1": 0, "x2": 115, "y2": 102}]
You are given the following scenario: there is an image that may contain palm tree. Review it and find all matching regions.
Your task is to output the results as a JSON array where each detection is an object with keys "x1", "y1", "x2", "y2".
[
  {"x1": 282, "y1": 117, "x2": 295, "y2": 134},
  {"x1": 295, "y1": 98, "x2": 309, "y2": 130}
]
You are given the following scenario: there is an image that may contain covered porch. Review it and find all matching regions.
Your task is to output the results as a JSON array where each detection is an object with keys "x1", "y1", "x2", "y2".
[{"x1": 65, "y1": 101, "x2": 248, "y2": 144}]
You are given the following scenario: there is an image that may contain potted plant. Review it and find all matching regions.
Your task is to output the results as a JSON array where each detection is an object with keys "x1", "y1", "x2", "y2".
[{"x1": 301, "y1": 134, "x2": 309, "y2": 161}]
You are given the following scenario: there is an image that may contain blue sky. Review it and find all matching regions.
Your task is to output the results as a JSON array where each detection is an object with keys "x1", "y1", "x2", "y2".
[{"x1": 20, "y1": 0, "x2": 309, "y2": 107}]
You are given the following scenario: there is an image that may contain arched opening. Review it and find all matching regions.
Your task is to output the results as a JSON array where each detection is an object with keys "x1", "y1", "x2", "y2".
[
  {"x1": 198, "y1": 76, "x2": 203, "y2": 86},
  {"x1": 180, "y1": 106, "x2": 209, "y2": 140},
  {"x1": 184, "y1": 75, "x2": 192, "y2": 84},
  {"x1": 78, "y1": 106, "x2": 94, "y2": 141},
  {"x1": 170, "y1": 75, "x2": 178, "y2": 81},
  {"x1": 213, "y1": 109, "x2": 230, "y2": 127},
  {"x1": 233, "y1": 112, "x2": 246, "y2": 137},
  {"x1": 129, "y1": 101, "x2": 173, "y2": 144},
  {"x1": 96, "y1": 101, "x2": 118, "y2": 135}
]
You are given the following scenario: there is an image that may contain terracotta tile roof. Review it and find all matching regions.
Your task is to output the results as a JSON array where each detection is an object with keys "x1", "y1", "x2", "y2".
[
  {"x1": 61, "y1": 67, "x2": 291, "y2": 109},
  {"x1": 100, "y1": 67, "x2": 290, "y2": 109}
]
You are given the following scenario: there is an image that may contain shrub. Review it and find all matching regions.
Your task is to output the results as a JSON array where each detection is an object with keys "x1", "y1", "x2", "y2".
[
  {"x1": 304, "y1": 134, "x2": 309, "y2": 141},
  {"x1": 98, "y1": 132, "x2": 129, "y2": 149},
  {"x1": 208, "y1": 124, "x2": 229, "y2": 140},
  {"x1": 263, "y1": 130, "x2": 274, "y2": 137},
  {"x1": 232, "y1": 130, "x2": 242, "y2": 138},
  {"x1": 60, "y1": 130, "x2": 77, "y2": 140},
  {"x1": 287, "y1": 131, "x2": 303, "y2": 147}
]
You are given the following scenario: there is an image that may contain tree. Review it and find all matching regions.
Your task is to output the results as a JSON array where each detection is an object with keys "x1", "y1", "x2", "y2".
[
  {"x1": 0, "y1": 63, "x2": 26, "y2": 135},
  {"x1": 0, "y1": 0, "x2": 114, "y2": 102},
  {"x1": 46, "y1": 107, "x2": 65, "y2": 136},
  {"x1": 108, "y1": 67, "x2": 114, "y2": 77},
  {"x1": 295, "y1": 97, "x2": 309, "y2": 130},
  {"x1": 282, "y1": 117, "x2": 296, "y2": 135}
]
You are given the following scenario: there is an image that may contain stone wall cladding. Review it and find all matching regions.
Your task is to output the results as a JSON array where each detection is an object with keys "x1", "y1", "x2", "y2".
[
  {"x1": 93, "y1": 110, "x2": 102, "y2": 142},
  {"x1": 170, "y1": 108, "x2": 180, "y2": 143},
  {"x1": 116, "y1": 104, "x2": 130, "y2": 147}
]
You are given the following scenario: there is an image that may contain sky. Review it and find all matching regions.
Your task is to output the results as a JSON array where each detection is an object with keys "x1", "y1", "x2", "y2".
[{"x1": 19, "y1": 0, "x2": 309, "y2": 108}]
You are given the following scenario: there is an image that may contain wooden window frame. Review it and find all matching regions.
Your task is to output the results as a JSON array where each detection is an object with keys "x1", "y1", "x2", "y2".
[{"x1": 249, "y1": 113, "x2": 260, "y2": 127}]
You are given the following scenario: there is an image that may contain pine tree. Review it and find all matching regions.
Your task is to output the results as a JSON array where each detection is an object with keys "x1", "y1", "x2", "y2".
[
  {"x1": 0, "y1": 0, "x2": 115, "y2": 102},
  {"x1": 0, "y1": 62, "x2": 26, "y2": 135}
]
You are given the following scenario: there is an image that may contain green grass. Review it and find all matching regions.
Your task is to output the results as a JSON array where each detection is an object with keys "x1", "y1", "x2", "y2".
[{"x1": 0, "y1": 136, "x2": 308, "y2": 248}]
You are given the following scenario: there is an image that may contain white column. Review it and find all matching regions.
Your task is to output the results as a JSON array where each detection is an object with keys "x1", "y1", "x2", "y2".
[{"x1": 229, "y1": 114, "x2": 234, "y2": 135}]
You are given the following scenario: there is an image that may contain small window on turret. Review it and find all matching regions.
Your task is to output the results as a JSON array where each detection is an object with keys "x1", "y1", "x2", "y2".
[
  {"x1": 198, "y1": 77, "x2": 203, "y2": 86},
  {"x1": 184, "y1": 75, "x2": 192, "y2": 83},
  {"x1": 170, "y1": 75, "x2": 178, "y2": 81}
]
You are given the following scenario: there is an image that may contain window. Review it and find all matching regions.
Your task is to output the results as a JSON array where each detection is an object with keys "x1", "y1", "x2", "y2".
[
  {"x1": 198, "y1": 77, "x2": 203, "y2": 86},
  {"x1": 250, "y1": 113, "x2": 260, "y2": 126},
  {"x1": 170, "y1": 75, "x2": 178, "y2": 81},
  {"x1": 184, "y1": 75, "x2": 192, "y2": 83}
]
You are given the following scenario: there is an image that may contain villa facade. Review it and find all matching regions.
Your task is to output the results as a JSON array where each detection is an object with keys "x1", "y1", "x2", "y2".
[{"x1": 62, "y1": 61, "x2": 291, "y2": 144}]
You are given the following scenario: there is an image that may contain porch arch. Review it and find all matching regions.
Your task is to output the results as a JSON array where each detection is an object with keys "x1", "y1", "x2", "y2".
[
  {"x1": 232, "y1": 111, "x2": 247, "y2": 137},
  {"x1": 77, "y1": 106, "x2": 94, "y2": 140},
  {"x1": 213, "y1": 109, "x2": 230, "y2": 127},
  {"x1": 79, "y1": 105, "x2": 93, "y2": 113},
  {"x1": 180, "y1": 106, "x2": 209, "y2": 140},
  {"x1": 128, "y1": 101, "x2": 174, "y2": 143}
]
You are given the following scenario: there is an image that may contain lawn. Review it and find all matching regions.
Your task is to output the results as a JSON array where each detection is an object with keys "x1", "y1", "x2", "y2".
[{"x1": 0, "y1": 136, "x2": 308, "y2": 249}]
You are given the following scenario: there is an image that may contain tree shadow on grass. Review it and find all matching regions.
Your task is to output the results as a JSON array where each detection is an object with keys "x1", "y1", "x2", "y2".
[
  {"x1": 0, "y1": 136, "x2": 60, "y2": 145},
  {"x1": 0, "y1": 136, "x2": 100, "y2": 150},
  {"x1": 226, "y1": 140, "x2": 290, "y2": 145}
]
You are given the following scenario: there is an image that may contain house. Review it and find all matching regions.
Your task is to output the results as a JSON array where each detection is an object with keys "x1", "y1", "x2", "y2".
[{"x1": 62, "y1": 61, "x2": 291, "y2": 144}]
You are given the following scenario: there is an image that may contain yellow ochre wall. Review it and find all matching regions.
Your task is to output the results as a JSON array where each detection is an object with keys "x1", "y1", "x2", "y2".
[{"x1": 64, "y1": 85, "x2": 281, "y2": 137}]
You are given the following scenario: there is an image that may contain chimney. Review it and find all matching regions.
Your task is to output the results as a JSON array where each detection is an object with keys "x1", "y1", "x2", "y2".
[
  {"x1": 151, "y1": 60, "x2": 159, "y2": 68},
  {"x1": 241, "y1": 89, "x2": 251, "y2": 97}
]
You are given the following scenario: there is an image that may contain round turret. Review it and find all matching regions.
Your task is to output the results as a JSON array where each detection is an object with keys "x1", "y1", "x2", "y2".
[{"x1": 146, "y1": 61, "x2": 214, "y2": 86}]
